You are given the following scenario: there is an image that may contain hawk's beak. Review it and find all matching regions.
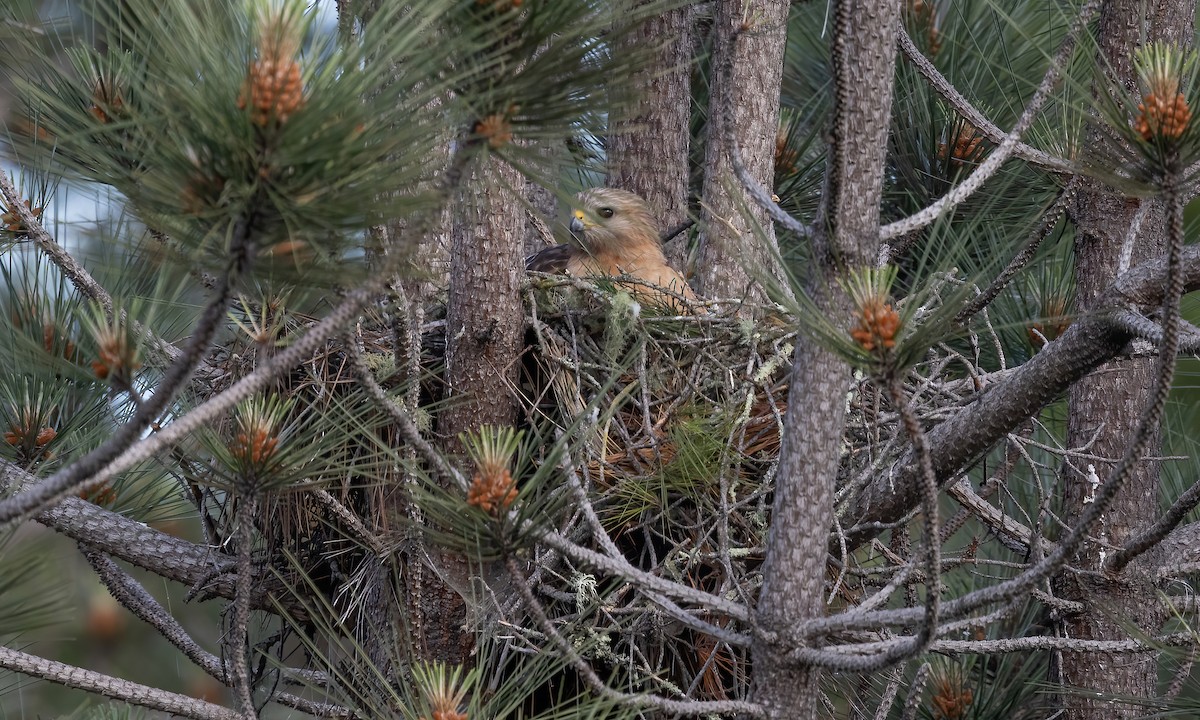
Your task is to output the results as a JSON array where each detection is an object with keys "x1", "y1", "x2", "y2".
[{"x1": 569, "y1": 209, "x2": 588, "y2": 235}]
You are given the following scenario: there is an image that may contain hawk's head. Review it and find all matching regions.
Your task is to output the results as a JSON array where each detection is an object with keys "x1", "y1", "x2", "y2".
[{"x1": 567, "y1": 188, "x2": 659, "y2": 255}]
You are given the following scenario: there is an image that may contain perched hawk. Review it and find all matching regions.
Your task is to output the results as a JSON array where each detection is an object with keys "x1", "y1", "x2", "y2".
[{"x1": 527, "y1": 188, "x2": 701, "y2": 313}]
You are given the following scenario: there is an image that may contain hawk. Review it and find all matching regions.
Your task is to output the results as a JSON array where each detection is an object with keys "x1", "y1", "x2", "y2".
[{"x1": 526, "y1": 188, "x2": 700, "y2": 313}]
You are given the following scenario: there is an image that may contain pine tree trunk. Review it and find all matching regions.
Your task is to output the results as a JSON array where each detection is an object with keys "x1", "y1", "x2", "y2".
[
  {"x1": 1058, "y1": 2, "x2": 1194, "y2": 715},
  {"x1": 443, "y1": 160, "x2": 526, "y2": 436},
  {"x1": 1061, "y1": 187, "x2": 1167, "y2": 719},
  {"x1": 752, "y1": 2, "x2": 901, "y2": 717},
  {"x1": 430, "y1": 158, "x2": 526, "y2": 663},
  {"x1": 608, "y1": 3, "x2": 694, "y2": 271},
  {"x1": 695, "y1": 0, "x2": 788, "y2": 303},
  {"x1": 754, "y1": 341, "x2": 852, "y2": 718}
]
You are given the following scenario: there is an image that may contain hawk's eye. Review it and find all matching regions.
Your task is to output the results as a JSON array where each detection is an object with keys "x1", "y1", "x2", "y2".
[{"x1": 598, "y1": 207, "x2": 614, "y2": 219}]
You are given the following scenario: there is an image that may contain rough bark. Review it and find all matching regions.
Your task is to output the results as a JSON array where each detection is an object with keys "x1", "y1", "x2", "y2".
[
  {"x1": 1060, "y1": 203, "x2": 1166, "y2": 717},
  {"x1": 523, "y1": 172, "x2": 558, "y2": 259},
  {"x1": 608, "y1": 3, "x2": 694, "y2": 271},
  {"x1": 443, "y1": 160, "x2": 526, "y2": 435},
  {"x1": 754, "y1": 342, "x2": 850, "y2": 718},
  {"x1": 434, "y1": 158, "x2": 526, "y2": 663},
  {"x1": 752, "y1": 2, "x2": 901, "y2": 718},
  {"x1": 1057, "y1": 2, "x2": 1194, "y2": 715},
  {"x1": 695, "y1": 0, "x2": 788, "y2": 303}
]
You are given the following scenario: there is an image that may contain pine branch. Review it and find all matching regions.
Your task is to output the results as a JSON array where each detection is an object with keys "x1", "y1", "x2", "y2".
[
  {"x1": 344, "y1": 330, "x2": 468, "y2": 492},
  {"x1": 900, "y1": 662, "x2": 930, "y2": 720},
  {"x1": 945, "y1": 477, "x2": 1038, "y2": 554},
  {"x1": 0, "y1": 169, "x2": 111, "y2": 314},
  {"x1": 909, "y1": 633, "x2": 1195, "y2": 656},
  {"x1": 881, "y1": 2, "x2": 1099, "y2": 241},
  {"x1": 31, "y1": 286, "x2": 376, "y2": 503},
  {"x1": 719, "y1": 28, "x2": 812, "y2": 240},
  {"x1": 533, "y1": 526, "x2": 751, "y2": 623},
  {"x1": 893, "y1": 25, "x2": 1076, "y2": 176},
  {"x1": 1106, "y1": 159, "x2": 1189, "y2": 572},
  {"x1": 783, "y1": 619, "x2": 1193, "y2": 663},
  {"x1": 81, "y1": 547, "x2": 348, "y2": 717},
  {"x1": 871, "y1": 664, "x2": 905, "y2": 720},
  {"x1": 0, "y1": 459, "x2": 299, "y2": 614},
  {"x1": 83, "y1": 546, "x2": 227, "y2": 677},
  {"x1": 844, "y1": 241, "x2": 1200, "y2": 553},
  {"x1": 0, "y1": 209, "x2": 251, "y2": 526},
  {"x1": 1104, "y1": 309, "x2": 1200, "y2": 354},
  {"x1": 230, "y1": 493, "x2": 258, "y2": 718},
  {"x1": 553, "y1": 434, "x2": 752, "y2": 645},
  {"x1": 829, "y1": 157, "x2": 1190, "y2": 635},
  {"x1": 0, "y1": 167, "x2": 190, "y2": 367},
  {"x1": 887, "y1": 377, "x2": 940, "y2": 652},
  {"x1": 954, "y1": 182, "x2": 1077, "y2": 324},
  {"x1": 0, "y1": 644, "x2": 241, "y2": 720}
]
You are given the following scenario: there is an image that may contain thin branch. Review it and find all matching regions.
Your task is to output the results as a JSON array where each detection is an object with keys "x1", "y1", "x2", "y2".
[
  {"x1": 955, "y1": 182, "x2": 1075, "y2": 324},
  {"x1": 1031, "y1": 588, "x2": 1084, "y2": 616},
  {"x1": 505, "y1": 557, "x2": 764, "y2": 718},
  {"x1": 797, "y1": 632, "x2": 1194, "y2": 659},
  {"x1": 894, "y1": 25, "x2": 1076, "y2": 175},
  {"x1": 661, "y1": 218, "x2": 695, "y2": 244},
  {"x1": 1118, "y1": 198, "x2": 1153, "y2": 275},
  {"x1": 1166, "y1": 643, "x2": 1197, "y2": 699},
  {"x1": 313, "y1": 488, "x2": 389, "y2": 557},
  {"x1": 344, "y1": 328, "x2": 468, "y2": 492},
  {"x1": 533, "y1": 527, "x2": 751, "y2": 623},
  {"x1": 230, "y1": 493, "x2": 258, "y2": 718},
  {"x1": 882, "y1": 4, "x2": 1099, "y2": 241},
  {"x1": 1104, "y1": 309, "x2": 1200, "y2": 355},
  {"x1": 871, "y1": 664, "x2": 905, "y2": 720},
  {"x1": 1109, "y1": 164, "x2": 1192, "y2": 572},
  {"x1": 558, "y1": 433, "x2": 624, "y2": 559},
  {"x1": 0, "y1": 167, "x2": 186, "y2": 366},
  {"x1": 0, "y1": 169, "x2": 115, "y2": 316},
  {"x1": 842, "y1": 549, "x2": 914, "y2": 617},
  {"x1": 940, "y1": 431, "x2": 1022, "y2": 543},
  {"x1": 0, "y1": 644, "x2": 241, "y2": 720},
  {"x1": 0, "y1": 211, "x2": 250, "y2": 526},
  {"x1": 642, "y1": 588, "x2": 751, "y2": 647},
  {"x1": 719, "y1": 27, "x2": 813, "y2": 239},
  {"x1": 888, "y1": 377, "x2": 940, "y2": 650},
  {"x1": 900, "y1": 662, "x2": 930, "y2": 720},
  {"x1": 81, "y1": 547, "x2": 348, "y2": 717},
  {"x1": 945, "y1": 477, "x2": 1038, "y2": 554},
  {"x1": 930, "y1": 633, "x2": 1195, "y2": 655},
  {"x1": 83, "y1": 546, "x2": 228, "y2": 677}
]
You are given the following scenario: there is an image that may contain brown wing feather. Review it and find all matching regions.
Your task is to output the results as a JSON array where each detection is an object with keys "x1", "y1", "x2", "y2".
[{"x1": 526, "y1": 244, "x2": 577, "y2": 273}]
